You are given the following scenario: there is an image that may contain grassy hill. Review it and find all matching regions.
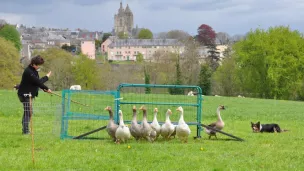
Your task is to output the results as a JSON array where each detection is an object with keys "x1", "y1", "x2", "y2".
[{"x1": 0, "y1": 90, "x2": 303, "y2": 170}]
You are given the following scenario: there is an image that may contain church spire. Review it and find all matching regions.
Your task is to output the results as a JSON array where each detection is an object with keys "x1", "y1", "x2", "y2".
[
  {"x1": 125, "y1": 4, "x2": 132, "y2": 13},
  {"x1": 118, "y1": 1, "x2": 124, "y2": 14}
]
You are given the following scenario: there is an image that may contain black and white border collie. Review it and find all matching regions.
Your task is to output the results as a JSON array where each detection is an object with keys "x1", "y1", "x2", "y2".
[{"x1": 251, "y1": 121, "x2": 288, "y2": 133}]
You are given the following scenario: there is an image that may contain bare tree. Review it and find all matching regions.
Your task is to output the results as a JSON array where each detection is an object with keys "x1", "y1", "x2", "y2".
[
  {"x1": 216, "y1": 32, "x2": 230, "y2": 45},
  {"x1": 231, "y1": 34, "x2": 245, "y2": 43},
  {"x1": 180, "y1": 39, "x2": 201, "y2": 85},
  {"x1": 166, "y1": 30, "x2": 191, "y2": 41},
  {"x1": 155, "y1": 32, "x2": 168, "y2": 39},
  {"x1": 148, "y1": 50, "x2": 177, "y2": 84}
]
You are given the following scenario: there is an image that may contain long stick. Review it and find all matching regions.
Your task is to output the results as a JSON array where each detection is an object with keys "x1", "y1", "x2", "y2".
[
  {"x1": 50, "y1": 92, "x2": 89, "y2": 107},
  {"x1": 201, "y1": 124, "x2": 245, "y2": 141},
  {"x1": 73, "y1": 126, "x2": 107, "y2": 139},
  {"x1": 29, "y1": 93, "x2": 35, "y2": 165}
]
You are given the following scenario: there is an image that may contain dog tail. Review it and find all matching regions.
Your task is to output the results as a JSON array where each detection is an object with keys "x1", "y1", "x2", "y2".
[{"x1": 274, "y1": 125, "x2": 289, "y2": 133}]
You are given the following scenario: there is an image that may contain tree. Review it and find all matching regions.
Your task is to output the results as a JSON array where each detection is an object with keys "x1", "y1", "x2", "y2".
[
  {"x1": 137, "y1": 29, "x2": 153, "y2": 39},
  {"x1": 0, "y1": 19, "x2": 7, "y2": 27},
  {"x1": 169, "y1": 56, "x2": 184, "y2": 95},
  {"x1": 166, "y1": 30, "x2": 191, "y2": 41},
  {"x1": 72, "y1": 54, "x2": 100, "y2": 90},
  {"x1": 155, "y1": 32, "x2": 167, "y2": 39},
  {"x1": 216, "y1": 32, "x2": 230, "y2": 45},
  {"x1": 61, "y1": 44, "x2": 76, "y2": 52},
  {"x1": 206, "y1": 44, "x2": 221, "y2": 71},
  {"x1": 95, "y1": 39, "x2": 101, "y2": 50},
  {"x1": 196, "y1": 24, "x2": 216, "y2": 46},
  {"x1": 118, "y1": 31, "x2": 128, "y2": 39},
  {"x1": 102, "y1": 33, "x2": 112, "y2": 43},
  {"x1": 212, "y1": 57, "x2": 241, "y2": 96},
  {"x1": 233, "y1": 26, "x2": 304, "y2": 100},
  {"x1": 144, "y1": 66, "x2": 151, "y2": 94},
  {"x1": 37, "y1": 48, "x2": 74, "y2": 90},
  {"x1": 198, "y1": 64, "x2": 212, "y2": 95},
  {"x1": 0, "y1": 37, "x2": 22, "y2": 89},
  {"x1": 180, "y1": 39, "x2": 201, "y2": 85},
  {"x1": 136, "y1": 52, "x2": 144, "y2": 62},
  {"x1": 222, "y1": 45, "x2": 233, "y2": 58},
  {"x1": 148, "y1": 51, "x2": 176, "y2": 84},
  {"x1": 0, "y1": 24, "x2": 22, "y2": 51},
  {"x1": 231, "y1": 34, "x2": 245, "y2": 43}
]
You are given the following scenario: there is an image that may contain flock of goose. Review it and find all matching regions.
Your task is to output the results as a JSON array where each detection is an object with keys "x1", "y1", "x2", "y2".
[
  {"x1": 104, "y1": 104, "x2": 226, "y2": 143},
  {"x1": 104, "y1": 105, "x2": 191, "y2": 143}
]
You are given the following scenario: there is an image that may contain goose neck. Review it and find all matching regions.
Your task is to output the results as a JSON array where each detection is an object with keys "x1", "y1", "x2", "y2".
[
  {"x1": 153, "y1": 112, "x2": 158, "y2": 121},
  {"x1": 216, "y1": 108, "x2": 222, "y2": 121},
  {"x1": 119, "y1": 115, "x2": 124, "y2": 125},
  {"x1": 132, "y1": 112, "x2": 137, "y2": 122},
  {"x1": 178, "y1": 111, "x2": 185, "y2": 124}
]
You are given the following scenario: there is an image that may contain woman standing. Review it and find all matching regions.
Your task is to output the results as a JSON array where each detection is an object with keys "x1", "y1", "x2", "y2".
[{"x1": 17, "y1": 55, "x2": 52, "y2": 134}]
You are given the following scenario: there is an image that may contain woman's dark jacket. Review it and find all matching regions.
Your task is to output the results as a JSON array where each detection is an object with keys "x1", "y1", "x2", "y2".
[{"x1": 17, "y1": 65, "x2": 49, "y2": 97}]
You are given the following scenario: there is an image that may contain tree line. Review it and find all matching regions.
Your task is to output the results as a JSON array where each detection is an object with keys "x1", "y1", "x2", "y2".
[{"x1": 0, "y1": 23, "x2": 303, "y2": 101}]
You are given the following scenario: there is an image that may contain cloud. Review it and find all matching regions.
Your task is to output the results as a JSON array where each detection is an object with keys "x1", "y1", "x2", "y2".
[
  {"x1": 0, "y1": 0, "x2": 303, "y2": 35},
  {"x1": 0, "y1": 1, "x2": 55, "y2": 14},
  {"x1": 71, "y1": 0, "x2": 113, "y2": 6}
]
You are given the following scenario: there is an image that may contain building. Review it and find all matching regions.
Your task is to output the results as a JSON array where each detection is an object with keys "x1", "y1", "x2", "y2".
[
  {"x1": 106, "y1": 39, "x2": 184, "y2": 61},
  {"x1": 21, "y1": 44, "x2": 31, "y2": 60},
  {"x1": 114, "y1": 2, "x2": 133, "y2": 35},
  {"x1": 81, "y1": 40, "x2": 95, "y2": 59},
  {"x1": 78, "y1": 31, "x2": 102, "y2": 40},
  {"x1": 101, "y1": 36, "x2": 117, "y2": 54}
]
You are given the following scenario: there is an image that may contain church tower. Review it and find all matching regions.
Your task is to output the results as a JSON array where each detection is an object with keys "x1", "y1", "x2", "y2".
[{"x1": 114, "y1": 2, "x2": 134, "y2": 35}]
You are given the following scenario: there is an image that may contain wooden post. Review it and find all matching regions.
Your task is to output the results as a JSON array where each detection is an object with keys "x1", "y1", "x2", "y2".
[{"x1": 29, "y1": 92, "x2": 35, "y2": 165}]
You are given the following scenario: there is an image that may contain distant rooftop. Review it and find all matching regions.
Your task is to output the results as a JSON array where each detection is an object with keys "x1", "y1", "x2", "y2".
[{"x1": 108, "y1": 39, "x2": 183, "y2": 48}]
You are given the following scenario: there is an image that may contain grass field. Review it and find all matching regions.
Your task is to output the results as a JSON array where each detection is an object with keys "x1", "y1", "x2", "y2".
[{"x1": 0, "y1": 90, "x2": 303, "y2": 170}]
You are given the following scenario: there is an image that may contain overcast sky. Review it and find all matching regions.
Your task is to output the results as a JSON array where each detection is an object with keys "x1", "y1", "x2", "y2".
[{"x1": 1, "y1": 0, "x2": 303, "y2": 36}]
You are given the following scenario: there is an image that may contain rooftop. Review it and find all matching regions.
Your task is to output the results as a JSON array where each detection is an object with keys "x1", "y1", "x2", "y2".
[{"x1": 108, "y1": 39, "x2": 183, "y2": 48}]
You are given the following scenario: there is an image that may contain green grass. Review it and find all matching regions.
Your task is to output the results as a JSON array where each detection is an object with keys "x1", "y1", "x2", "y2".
[{"x1": 0, "y1": 90, "x2": 303, "y2": 170}]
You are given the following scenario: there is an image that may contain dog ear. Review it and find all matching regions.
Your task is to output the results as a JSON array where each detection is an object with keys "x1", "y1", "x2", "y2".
[
  {"x1": 251, "y1": 122, "x2": 253, "y2": 125},
  {"x1": 257, "y1": 121, "x2": 260, "y2": 124}
]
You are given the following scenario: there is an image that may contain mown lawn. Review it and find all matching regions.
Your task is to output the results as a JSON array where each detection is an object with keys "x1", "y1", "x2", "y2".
[{"x1": 0, "y1": 90, "x2": 303, "y2": 170}]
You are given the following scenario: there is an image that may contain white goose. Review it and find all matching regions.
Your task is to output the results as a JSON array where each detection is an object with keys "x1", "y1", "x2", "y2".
[
  {"x1": 115, "y1": 110, "x2": 131, "y2": 144},
  {"x1": 160, "y1": 109, "x2": 175, "y2": 140},
  {"x1": 205, "y1": 105, "x2": 225, "y2": 139},
  {"x1": 150, "y1": 108, "x2": 161, "y2": 139},
  {"x1": 176, "y1": 106, "x2": 191, "y2": 143}
]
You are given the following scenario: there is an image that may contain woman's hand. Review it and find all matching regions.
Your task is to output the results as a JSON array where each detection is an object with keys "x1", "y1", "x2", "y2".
[
  {"x1": 46, "y1": 71, "x2": 52, "y2": 78},
  {"x1": 44, "y1": 89, "x2": 52, "y2": 93}
]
